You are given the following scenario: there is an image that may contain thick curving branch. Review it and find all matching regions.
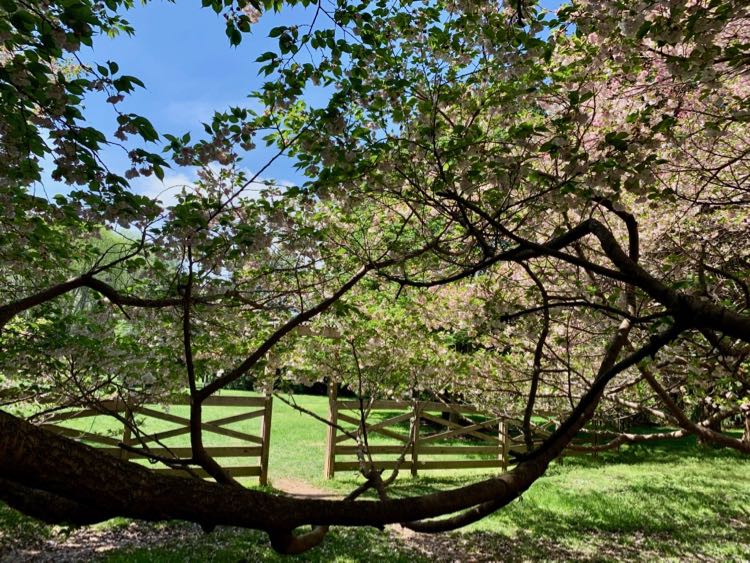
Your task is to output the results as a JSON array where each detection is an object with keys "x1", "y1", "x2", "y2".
[
  {"x1": 0, "y1": 478, "x2": 113, "y2": 526},
  {"x1": 632, "y1": 345, "x2": 750, "y2": 453},
  {"x1": 197, "y1": 265, "x2": 373, "y2": 399},
  {"x1": 0, "y1": 324, "x2": 681, "y2": 542},
  {"x1": 389, "y1": 197, "x2": 750, "y2": 342},
  {"x1": 0, "y1": 274, "x2": 199, "y2": 333},
  {"x1": 521, "y1": 263, "x2": 550, "y2": 451},
  {"x1": 400, "y1": 322, "x2": 682, "y2": 533}
]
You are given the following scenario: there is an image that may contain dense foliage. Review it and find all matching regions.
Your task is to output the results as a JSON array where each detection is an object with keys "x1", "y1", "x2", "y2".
[{"x1": 0, "y1": 0, "x2": 748, "y2": 554}]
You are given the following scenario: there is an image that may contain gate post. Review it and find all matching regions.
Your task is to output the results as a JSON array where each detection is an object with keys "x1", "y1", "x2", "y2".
[
  {"x1": 499, "y1": 418, "x2": 508, "y2": 472},
  {"x1": 120, "y1": 418, "x2": 132, "y2": 462},
  {"x1": 259, "y1": 391, "x2": 273, "y2": 486},
  {"x1": 324, "y1": 380, "x2": 338, "y2": 479},
  {"x1": 410, "y1": 401, "x2": 421, "y2": 477},
  {"x1": 120, "y1": 397, "x2": 133, "y2": 462}
]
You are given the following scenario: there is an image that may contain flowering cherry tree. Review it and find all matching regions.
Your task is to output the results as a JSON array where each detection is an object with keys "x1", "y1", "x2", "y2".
[{"x1": 0, "y1": 0, "x2": 748, "y2": 554}]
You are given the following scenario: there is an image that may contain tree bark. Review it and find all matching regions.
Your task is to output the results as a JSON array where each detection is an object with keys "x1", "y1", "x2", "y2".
[{"x1": 0, "y1": 324, "x2": 680, "y2": 549}]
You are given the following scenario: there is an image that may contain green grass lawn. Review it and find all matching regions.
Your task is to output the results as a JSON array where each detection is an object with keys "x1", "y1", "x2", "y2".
[{"x1": 1, "y1": 393, "x2": 749, "y2": 561}]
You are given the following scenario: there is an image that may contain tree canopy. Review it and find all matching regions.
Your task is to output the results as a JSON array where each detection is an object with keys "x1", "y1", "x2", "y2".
[{"x1": 0, "y1": 0, "x2": 748, "y2": 554}]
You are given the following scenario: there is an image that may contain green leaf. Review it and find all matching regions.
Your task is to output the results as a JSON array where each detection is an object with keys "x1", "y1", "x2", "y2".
[{"x1": 604, "y1": 131, "x2": 629, "y2": 151}]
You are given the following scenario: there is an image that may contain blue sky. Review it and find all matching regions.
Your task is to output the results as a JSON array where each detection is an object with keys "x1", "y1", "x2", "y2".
[
  {"x1": 46, "y1": 0, "x2": 563, "y2": 205},
  {"x1": 71, "y1": 0, "x2": 312, "y2": 203}
]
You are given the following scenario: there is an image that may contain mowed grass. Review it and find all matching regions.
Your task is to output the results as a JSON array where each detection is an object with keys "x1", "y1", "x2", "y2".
[
  {"x1": 36, "y1": 392, "x2": 334, "y2": 483},
  {"x1": 1, "y1": 392, "x2": 749, "y2": 561}
]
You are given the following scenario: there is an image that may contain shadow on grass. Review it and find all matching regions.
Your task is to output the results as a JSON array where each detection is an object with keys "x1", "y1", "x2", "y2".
[
  {"x1": 330, "y1": 439, "x2": 750, "y2": 561},
  {"x1": 0, "y1": 505, "x2": 427, "y2": 563},
  {"x1": 102, "y1": 525, "x2": 427, "y2": 563},
  {"x1": 397, "y1": 477, "x2": 750, "y2": 561},
  {"x1": 3, "y1": 436, "x2": 748, "y2": 562},
  {"x1": 0, "y1": 502, "x2": 54, "y2": 557},
  {"x1": 568, "y1": 429, "x2": 747, "y2": 467}
]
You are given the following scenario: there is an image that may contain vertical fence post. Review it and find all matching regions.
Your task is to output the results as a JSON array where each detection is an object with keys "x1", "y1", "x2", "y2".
[
  {"x1": 558, "y1": 419, "x2": 565, "y2": 464},
  {"x1": 410, "y1": 401, "x2": 421, "y2": 477},
  {"x1": 591, "y1": 418, "x2": 601, "y2": 459},
  {"x1": 324, "y1": 380, "x2": 338, "y2": 479},
  {"x1": 120, "y1": 418, "x2": 132, "y2": 462},
  {"x1": 499, "y1": 417, "x2": 508, "y2": 472},
  {"x1": 119, "y1": 398, "x2": 133, "y2": 462},
  {"x1": 259, "y1": 391, "x2": 273, "y2": 486}
]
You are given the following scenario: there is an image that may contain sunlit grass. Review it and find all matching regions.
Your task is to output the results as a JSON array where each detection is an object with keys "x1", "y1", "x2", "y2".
[{"x1": 2, "y1": 393, "x2": 748, "y2": 561}]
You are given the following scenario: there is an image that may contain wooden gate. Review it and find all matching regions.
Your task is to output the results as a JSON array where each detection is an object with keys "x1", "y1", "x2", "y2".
[
  {"x1": 39, "y1": 393, "x2": 273, "y2": 485},
  {"x1": 324, "y1": 384, "x2": 510, "y2": 479}
]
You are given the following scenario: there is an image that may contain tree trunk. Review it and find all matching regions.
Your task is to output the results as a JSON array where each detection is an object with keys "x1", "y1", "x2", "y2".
[
  {"x1": 0, "y1": 324, "x2": 681, "y2": 551},
  {"x1": 0, "y1": 408, "x2": 553, "y2": 531}
]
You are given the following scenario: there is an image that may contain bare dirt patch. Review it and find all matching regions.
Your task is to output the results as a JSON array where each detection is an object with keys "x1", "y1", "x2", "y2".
[{"x1": 272, "y1": 477, "x2": 341, "y2": 499}]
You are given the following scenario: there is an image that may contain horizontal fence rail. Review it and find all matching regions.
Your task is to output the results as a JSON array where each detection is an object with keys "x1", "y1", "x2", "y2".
[
  {"x1": 324, "y1": 384, "x2": 600, "y2": 479},
  {"x1": 325, "y1": 384, "x2": 514, "y2": 479},
  {"x1": 38, "y1": 393, "x2": 273, "y2": 485}
]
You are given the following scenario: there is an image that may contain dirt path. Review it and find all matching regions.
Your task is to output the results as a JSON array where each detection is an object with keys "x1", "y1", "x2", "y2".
[
  {"x1": 271, "y1": 477, "x2": 456, "y2": 558},
  {"x1": 272, "y1": 477, "x2": 341, "y2": 499},
  {"x1": 271, "y1": 479, "x2": 568, "y2": 561}
]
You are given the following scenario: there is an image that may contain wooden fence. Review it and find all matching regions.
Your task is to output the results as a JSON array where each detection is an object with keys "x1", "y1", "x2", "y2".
[
  {"x1": 324, "y1": 385, "x2": 518, "y2": 478},
  {"x1": 40, "y1": 393, "x2": 273, "y2": 485}
]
